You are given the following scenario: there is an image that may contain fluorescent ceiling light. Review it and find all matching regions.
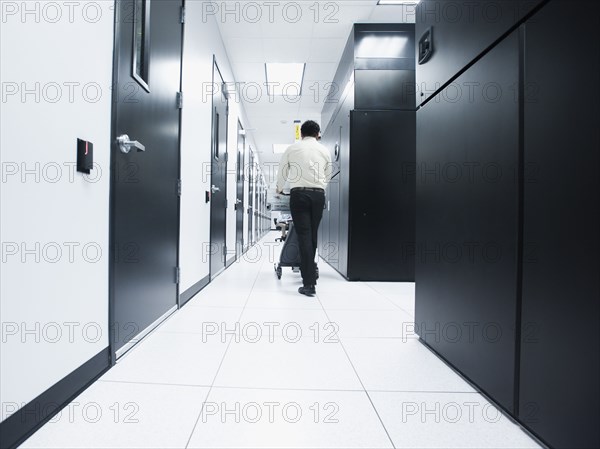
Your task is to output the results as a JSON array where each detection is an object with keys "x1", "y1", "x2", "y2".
[
  {"x1": 377, "y1": 0, "x2": 421, "y2": 4},
  {"x1": 356, "y1": 35, "x2": 409, "y2": 58},
  {"x1": 273, "y1": 144, "x2": 292, "y2": 154},
  {"x1": 265, "y1": 63, "x2": 305, "y2": 97}
]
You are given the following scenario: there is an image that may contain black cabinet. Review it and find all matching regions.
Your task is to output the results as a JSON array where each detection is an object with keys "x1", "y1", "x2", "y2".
[
  {"x1": 321, "y1": 95, "x2": 347, "y2": 270},
  {"x1": 415, "y1": 0, "x2": 600, "y2": 446},
  {"x1": 319, "y1": 200, "x2": 330, "y2": 264},
  {"x1": 415, "y1": 0, "x2": 546, "y2": 104},
  {"x1": 348, "y1": 110, "x2": 415, "y2": 281},
  {"x1": 328, "y1": 161, "x2": 340, "y2": 271},
  {"x1": 320, "y1": 24, "x2": 416, "y2": 281},
  {"x1": 416, "y1": 30, "x2": 521, "y2": 412},
  {"x1": 519, "y1": 1, "x2": 600, "y2": 447}
]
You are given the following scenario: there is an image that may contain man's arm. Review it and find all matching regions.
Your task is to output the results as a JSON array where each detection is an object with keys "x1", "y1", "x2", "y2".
[{"x1": 276, "y1": 150, "x2": 289, "y2": 194}]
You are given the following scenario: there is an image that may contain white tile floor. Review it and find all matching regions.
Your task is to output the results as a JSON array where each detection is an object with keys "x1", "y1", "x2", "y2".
[{"x1": 20, "y1": 233, "x2": 542, "y2": 449}]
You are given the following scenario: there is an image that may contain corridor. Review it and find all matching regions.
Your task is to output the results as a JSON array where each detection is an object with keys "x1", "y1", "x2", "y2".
[{"x1": 21, "y1": 233, "x2": 540, "y2": 449}]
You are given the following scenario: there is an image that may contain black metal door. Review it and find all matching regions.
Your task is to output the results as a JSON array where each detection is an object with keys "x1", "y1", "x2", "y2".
[
  {"x1": 415, "y1": 30, "x2": 520, "y2": 412},
  {"x1": 110, "y1": 0, "x2": 182, "y2": 357},
  {"x1": 210, "y1": 62, "x2": 228, "y2": 279},
  {"x1": 247, "y1": 150, "x2": 254, "y2": 246},
  {"x1": 254, "y1": 179, "x2": 260, "y2": 243},
  {"x1": 235, "y1": 121, "x2": 245, "y2": 257}
]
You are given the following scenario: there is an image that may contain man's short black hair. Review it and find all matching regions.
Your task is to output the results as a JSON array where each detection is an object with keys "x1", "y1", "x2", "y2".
[{"x1": 301, "y1": 120, "x2": 320, "y2": 138}]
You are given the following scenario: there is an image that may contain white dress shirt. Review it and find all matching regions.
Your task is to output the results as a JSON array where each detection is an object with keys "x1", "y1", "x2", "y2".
[{"x1": 276, "y1": 137, "x2": 333, "y2": 192}]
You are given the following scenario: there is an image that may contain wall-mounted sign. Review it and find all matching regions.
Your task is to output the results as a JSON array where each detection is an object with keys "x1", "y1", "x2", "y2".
[{"x1": 294, "y1": 120, "x2": 302, "y2": 143}]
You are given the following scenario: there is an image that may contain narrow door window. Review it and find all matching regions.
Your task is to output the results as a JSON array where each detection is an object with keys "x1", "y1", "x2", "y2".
[{"x1": 132, "y1": 0, "x2": 150, "y2": 91}]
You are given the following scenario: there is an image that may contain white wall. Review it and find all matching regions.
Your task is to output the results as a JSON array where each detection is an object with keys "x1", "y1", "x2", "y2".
[
  {"x1": 180, "y1": 2, "x2": 258, "y2": 291},
  {"x1": 0, "y1": 0, "x2": 114, "y2": 418},
  {"x1": 0, "y1": 0, "x2": 266, "y2": 424}
]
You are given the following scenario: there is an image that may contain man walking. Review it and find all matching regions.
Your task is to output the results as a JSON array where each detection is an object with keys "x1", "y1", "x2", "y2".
[{"x1": 276, "y1": 121, "x2": 332, "y2": 297}]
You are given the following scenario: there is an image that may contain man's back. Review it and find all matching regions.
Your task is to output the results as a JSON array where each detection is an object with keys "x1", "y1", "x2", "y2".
[{"x1": 276, "y1": 137, "x2": 332, "y2": 192}]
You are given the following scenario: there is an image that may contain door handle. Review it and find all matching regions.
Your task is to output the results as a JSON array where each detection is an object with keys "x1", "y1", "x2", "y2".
[
  {"x1": 211, "y1": 185, "x2": 221, "y2": 194},
  {"x1": 117, "y1": 134, "x2": 146, "y2": 154},
  {"x1": 236, "y1": 199, "x2": 243, "y2": 205},
  {"x1": 418, "y1": 27, "x2": 434, "y2": 65}
]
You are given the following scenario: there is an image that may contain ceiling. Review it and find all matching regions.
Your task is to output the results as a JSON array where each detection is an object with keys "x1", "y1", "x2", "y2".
[{"x1": 216, "y1": 0, "x2": 416, "y2": 185}]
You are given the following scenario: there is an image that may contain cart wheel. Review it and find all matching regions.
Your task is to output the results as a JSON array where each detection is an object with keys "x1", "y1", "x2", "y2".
[{"x1": 276, "y1": 266, "x2": 283, "y2": 280}]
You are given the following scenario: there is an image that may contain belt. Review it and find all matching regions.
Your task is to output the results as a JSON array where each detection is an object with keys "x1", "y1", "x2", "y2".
[{"x1": 291, "y1": 187, "x2": 325, "y2": 193}]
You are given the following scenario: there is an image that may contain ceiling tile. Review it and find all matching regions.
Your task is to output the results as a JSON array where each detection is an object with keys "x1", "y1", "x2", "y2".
[
  {"x1": 263, "y1": 38, "x2": 312, "y2": 63},
  {"x1": 303, "y1": 62, "x2": 338, "y2": 81},
  {"x1": 259, "y1": 4, "x2": 316, "y2": 39},
  {"x1": 224, "y1": 38, "x2": 265, "y2": 63},
  {"x1": 217, "y1": 18, "x2": 263, "y2": 39},
  {"x1": 308, "y1": 38, "x2": 348, "y2": 63},
  {"x1": 368, "y1": 5, "x2": 417, "y2": 23}
]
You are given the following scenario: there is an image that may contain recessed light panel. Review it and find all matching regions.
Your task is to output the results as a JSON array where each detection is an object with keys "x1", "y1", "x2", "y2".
[
  {"x1": 265, "y1": 63, "x2": 305, "y2": 96},
  {"x1": 377, "y1": 0, "x2": 421, "y2": 4}
]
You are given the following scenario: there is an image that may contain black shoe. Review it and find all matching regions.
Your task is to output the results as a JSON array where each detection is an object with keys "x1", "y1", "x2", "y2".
[{"x1": 298, "y1": 285, "x2": 316, "y2": 297}]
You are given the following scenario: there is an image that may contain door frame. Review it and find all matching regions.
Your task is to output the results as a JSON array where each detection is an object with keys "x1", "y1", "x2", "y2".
[
  {"x1": 209, "y1": 56, "x2": 229, "y2": 279},
  {"x1": 108, "y1": 0, "x2": 184, "y2": 363},
  {"x1": 236, "y1": 119, "x2": 245, "y2": 259}
]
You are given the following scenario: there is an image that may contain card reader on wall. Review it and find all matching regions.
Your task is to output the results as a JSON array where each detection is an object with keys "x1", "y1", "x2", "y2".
[{"x1": 77, "y1": 138, "x2": 93, "y2": 174}]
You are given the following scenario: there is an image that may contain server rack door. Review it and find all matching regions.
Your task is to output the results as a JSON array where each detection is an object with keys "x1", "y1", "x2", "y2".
[
  {"x1": 321, "y1": 189, "x2": 331, "y2": 263},
  {"x1": 519, "y1": 1, "x2": 600, "y2": 447},
  {"x1": 317, "y1": 124, "x2": 331, "y2": 264},
  {"x1": 348, "y1": 110, "x2": 415, "y2": 282},
  {"x1": 317, "y1": 203, "x2": 324, "y2": 257},
  {"x1": 415, "y1": 30, "x2": 520, "y2": 412},
  {"x1": 317, "y1": 206, "x2": 323, "y2": 253},
  {"x1": 327, "y1": 119, "x2": 343, "y2": 272},
  {"x1": 328, "y1": 166, "x2": 341, "y2": 271},
  {"x1": 415, "y1": 0, "x2": 545, "y2": 105},
  {"x1": 337, "y1": 101, "x2": 352, "y2": 278}
]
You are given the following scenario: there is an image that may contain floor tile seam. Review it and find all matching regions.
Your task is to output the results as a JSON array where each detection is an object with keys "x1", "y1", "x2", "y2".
[
  {"x1": 97, "y1": 379, "x2": 212, "y2": 388},
  {"x1": 317, "y1": 303, "x2": 397, "y2": 449},
  {"x1": 185, "y1": 244, "x2": 266, "y2": 449},
  {"x1": 363, "y1": 283, "x2": 412, "y2": 315},
  {"x1": 207, "y1": 385, "x2": 369, "y2": 393}
]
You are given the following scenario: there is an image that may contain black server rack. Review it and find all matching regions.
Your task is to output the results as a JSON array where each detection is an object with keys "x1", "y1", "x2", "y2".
[
  {"x1": 519, "y1": 2, "x2": 600, "y2": 447},
  {"x1": 319, "y1": 23, "x2": 416, "y2": 282},
  {"x1": 415, "y1": 0, "x2": 545, "y2": 103},
  {"x1": 416, "y1": 29, "x2": 521, "y2": 413},
  {"x1": 414, "y1": 1, "x2": 599, "y2": 447}
]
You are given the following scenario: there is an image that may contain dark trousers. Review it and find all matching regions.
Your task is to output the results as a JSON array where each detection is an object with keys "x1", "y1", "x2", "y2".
[{"x1": 290, "y1": 189, "x2": 325, "y2": 286}]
